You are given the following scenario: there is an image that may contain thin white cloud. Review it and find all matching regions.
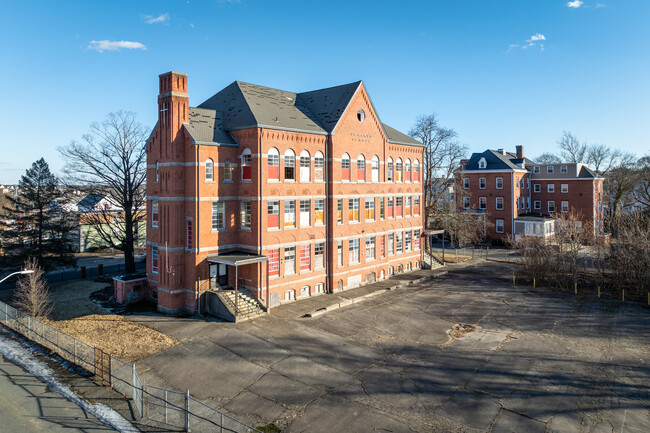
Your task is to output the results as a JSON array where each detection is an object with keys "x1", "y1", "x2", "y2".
[
  {"x1": 142, "y1": 13, "x2": 169, "y2": 24},
  {"x1": 88, "y1": 40, "x2": 147, "y2": 53},
  {"x1": 567, "y1": 0, "x2": 583, "y2": 7},
  {"x1": 527, "y1": 33, "x2": 546, "y2": 42}
]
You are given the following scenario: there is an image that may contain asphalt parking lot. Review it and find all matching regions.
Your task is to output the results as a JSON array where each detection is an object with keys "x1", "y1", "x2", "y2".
[{"x1": 133, "y1": 261, "x2": 650, "y2": 432}]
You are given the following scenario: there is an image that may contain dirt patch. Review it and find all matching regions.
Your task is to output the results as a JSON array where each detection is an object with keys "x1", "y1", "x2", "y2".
[
  {"x1": 449, "y1": 323, "x2": 476, "y2": 339},
  {"x1": 4, "y1": 278, "x2": 177, "y2": 363},
  {"x1": 49, "y1": 314, "x2": 177, "y2": 362}
]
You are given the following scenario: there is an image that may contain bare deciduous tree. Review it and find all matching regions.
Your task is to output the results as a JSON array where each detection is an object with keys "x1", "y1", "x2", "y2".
[
  {"x1": 606, "y1": 152, "x2": 638, "y2": 220},
  {"x1": 535, "y1": 152, "x2": 561, "y2": 164},
  {"x1": 586, "y1": 143, "x2": 621, "y2": 175},
  {"x1": 14, "y1": 258, "x2": 53, "y2": 319},
  {"x1": 633, "y1": 155, "x2": 650, "y2": 208},
  {"x1": 408, "y1": 114, "x2": 468, "y2": 229},
  {"x1": 59, "y1": 111, "x2": 148, "y2": 274},
  {"x1": 558, "y1": 131, "x2": 587, "y2": 163}
]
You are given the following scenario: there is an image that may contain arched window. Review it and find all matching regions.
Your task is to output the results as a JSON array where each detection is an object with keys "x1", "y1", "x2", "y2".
[
  {"x1": 224, "y1": 160, "x2": 232, "y2": 182},
  {"x1": 413, "y1": 159, "x2": 420, "y2": 182},
  {"x1": 314, "y1": 151, "x2": 324, "y2": 182},
  {"x1": 284, "y1": 149, "x2": 296, "y2": 180},
  {"x1": 387, "y1": 157, "x2": 394, "y2": 182},
  {"x1": 300, "y1": 150, "x2": 310, "y2": 182},
  {"x1": 357, "y1": 154, "x2": 366, "y2": 181},
  {"x1": 371, "y1": 155, "x2": 379, "y2": 183},
  {"x1": 405, "y1": 159, "x2": 411, "y2": 182},
  {"x1": 155, "y1": 161, "x2": 159, "y2": 183},
  {"x1": 241, "y1": 149, "x2": 252, "y2": 181},
  {"x1": 341, "y1": 153, "x2": 350, "y2": 181},
  {"x1": 396, "y1": 158, "x2": 403, "y2": 182},
  {"x1": 205, "y1": 158, "x2": 214, "y2": 182},
  {"x1": 268, "y1": 147, "x2": 280, "y2": 180}
]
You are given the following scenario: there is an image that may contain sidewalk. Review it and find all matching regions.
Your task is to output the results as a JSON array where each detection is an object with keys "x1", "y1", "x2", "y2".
[{"x1": 269, "y1": 268, "x2": 449, "y2": 319}]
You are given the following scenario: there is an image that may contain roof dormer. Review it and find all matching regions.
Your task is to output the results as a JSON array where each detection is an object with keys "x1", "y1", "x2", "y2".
[{"x1": 478, "y1": 157, "x2": 487, "y2": 169}]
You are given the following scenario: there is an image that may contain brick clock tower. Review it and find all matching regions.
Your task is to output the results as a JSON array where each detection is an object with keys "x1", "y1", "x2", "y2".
[{"x1": 147, "y1": 72, "x2": 195, "y2": 313}]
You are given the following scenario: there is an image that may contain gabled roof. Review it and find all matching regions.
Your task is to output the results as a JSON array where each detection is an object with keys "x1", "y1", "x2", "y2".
[
  {"x1": 578, "y1": 165, "x2": 599, "y2": 179},
  {"x1": 184, "y1": 108, "x2": 237, "y2": 145},
  {"x1": 382, "y1": 123, "x2": 422, "y2": 146},
  {"x1": 198, "y1": 81, "x2": 326, "y2": 134},
  {"x1": 77, "y1": 193, "x2": 105, "y2": 212},
  {"x1": 298, "y1": 81, "x2": 361, "y2": 132},
  {"x1": 193, "y1": 80, "x2": 421, "y2": 146},
  {"x1": 464, "y1": 150, "x2": 536, "y2": 171}
]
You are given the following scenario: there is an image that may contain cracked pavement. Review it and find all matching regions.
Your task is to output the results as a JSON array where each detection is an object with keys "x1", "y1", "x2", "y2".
[{"x1": 132, "y1": 261, "x2": 650, "y2": 432}]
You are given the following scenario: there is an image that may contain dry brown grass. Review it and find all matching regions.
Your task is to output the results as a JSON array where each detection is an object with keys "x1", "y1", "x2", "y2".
[
  {"x1": 3, "y1": 278, "x2": 177, "y2": 363},
  {"x1": 432, "y1": 253, "x2": 473, "y2": 264}
]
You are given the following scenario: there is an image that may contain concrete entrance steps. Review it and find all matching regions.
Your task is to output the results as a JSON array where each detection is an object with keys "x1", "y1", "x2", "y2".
[
  {"x1": 219, "y1": 288, "x2": 267, "y2": 322},
  {"x1": 423, "y1": 252, "x2": 445, "y2": 269}
]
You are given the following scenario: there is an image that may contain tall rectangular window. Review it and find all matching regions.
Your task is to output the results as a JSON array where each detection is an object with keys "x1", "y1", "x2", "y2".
[
  {"x1": 224, "y1": 161, "x2": 232, "y2": 182},
  {"x1": 285, "y1": 153, "x2": 295, "y2": 180},
  {"x1": 212, "y1": 201, "x2": 225, "y2": 230},
  {"x1": 380, "y1": 197, "x2": 385, "y2": 219},
  {"x1": 268, "y1": 249, "x2": 280, "y2": 277},
  {"x1": 267, "y1": 200, "x2": 280, "y2": 229},
  {"x1": 496, "y1": 197, "x2": 504, "y2": 210},
  {"x1": 534, "y1": 200, "x2": 541, "y2": 210},
  {"x1": 349, "y1": 198, "x2": 359, "y2": 222},
  {"x1": 561, "y1": 165, "x2": 568, "y2": 173},
  {"x1": 151, "y1": 246, "x2": 159, "y2": 274},
  {"x1": 496, "y1": 177, "x2": 503, "y2": 189},
  {"x1": 387, "y1": 160, "x2": 394, "y2": 181},
  {"x1": 561, "y1": 201, "x2": 569, "y2": 213},
  {"x1": 242, "y1": 153, "x2": 252, "y2": 180},
  {"x1": 414, "y1": 196, "x2": 420, "y2": 215},
  {"x1": 315, "y1": 154, "x2": 324, "y2": 181},
  {"x1": 365, "y1": 198, "x2": 375, "y2": 220},
  {"x1": 388, "y1": 233, "x2": 394, "y2": 255},
  {"x1": 463, "y1": 177, "x2": 470, "y2": 189},
  {"x1": 337, "y1": 241, "x2": 343, "y2": 267},
  {"x1": 380, "y1": 235, "x2": 385, "y2": 257},
  {"x1": 548, "y1": 184, "x2": 555, "y2": 193},
  {"x1": 152, "y1": 200, "x2": 159, "y2": 228},
  {"x1": 496, "y1": 219, "x2": 504, "y2": 233},
  {"x1": 268, "y1": 152, "x2": 279, "y2": 180},
  {"x1": 405, "y1": 196, "x2": 411, "y2": 217},
  {"x1": 300, "y1": 200, "x2": 310, "y2": 227},
  {"x1": 315, "y1": 199, "x2": 324, "y2": 225},
  {"x1": 285, "y1": 200, "x2": 296, "y2": 228},
  {"x1": 315, "y1": 242, "x2": 325, "y2": 269},
  {"x1": 396, "y1": 232, "x2": 403, "y2": 254},
  {"x1": 414, "y1": 229, "x2": 420, "y2": 250},
  {"x1": 300, "y1": 244, "x2": 310, "y2": 271},
  {"x1": 337, "y1": 199, "x2": 343, "y2": 224},
  {"x1": 463, "y1": 197, "x2": 470, "y2": 209},
  {"x1": 405, "y1": 231, "x2": 412, "y2": 252},
  {"x1": 395, "y1": 197, "x2": 403, "y2": 217},
  {"x1": 187, "y1": 219, "x2": 193, "y2": 249},
  {"x1": 349, "y1": 238, "x2": 360, "y2": 264},
  {"x1": 357, "y1": 156, "x2": 366, "y2": 181},
  {"x1": 534, "y1": 184, "x2": 541, "y2": 193},
  {"x1": 479, "y1": 178, "x2": 486, "y2": 189},
  {"x1": 387, "y1": 197, "x2": 394, "y2": 218},
  {"x1": 561, "y1": 184, "x2": 568, "y2": 193},
  {"x1": 284, "y1": 247, "x2": 296, "y2": 275},
  {"x1": 547, "y1": 166, "x2": 554, "y2": 174},
  {"x1": 300, "y1": 154, "x2": 310, "y2": 182},
  {"x1": 366, "y1": 236, "x2": 376, "y2": 260},
  {"x1": 240, "y1": 201, "x2": 251, "y2": 229},
  {"x1": 548, "y1": 200, "x2": 556, "y2": 213},
  {"x1": 479, "y1": 197, "x2": 487, "y2": 210}
]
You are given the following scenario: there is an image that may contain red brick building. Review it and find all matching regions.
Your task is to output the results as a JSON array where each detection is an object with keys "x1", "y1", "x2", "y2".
[
  {"x1": 146, "y1": 71, "x2": 424, "y2": 315},
  {"x1": 457, "y1": 146, "x2": 604, "y2": 241}
]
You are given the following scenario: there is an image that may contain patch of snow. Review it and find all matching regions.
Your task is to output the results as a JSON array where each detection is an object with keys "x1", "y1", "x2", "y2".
[{"x1": 0, "y1": 331, "x2": 139, "y2": 433}]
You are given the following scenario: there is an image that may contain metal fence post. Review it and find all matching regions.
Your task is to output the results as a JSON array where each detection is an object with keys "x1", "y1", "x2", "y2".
[
  {"x1": 185, "y1": 390, "x2": 190, "y2": 432},
  {"x1": 74, "y1": 339, "x2": 77, "y2": 365}
]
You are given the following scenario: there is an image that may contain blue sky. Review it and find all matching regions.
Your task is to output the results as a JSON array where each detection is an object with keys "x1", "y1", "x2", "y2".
[{"x1": 1, "y1": 0, "x2": 648, "y2": 183}]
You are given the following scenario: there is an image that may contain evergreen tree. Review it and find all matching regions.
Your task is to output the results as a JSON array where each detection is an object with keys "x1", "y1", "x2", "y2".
[{"x1": 1, "y1": 158, "x2": 76, "y2": 270}]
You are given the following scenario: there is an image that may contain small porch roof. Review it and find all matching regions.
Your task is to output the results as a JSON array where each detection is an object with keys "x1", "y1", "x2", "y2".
[{"x1": 207, "y1": 252, "x2": 268, "y2": 267}]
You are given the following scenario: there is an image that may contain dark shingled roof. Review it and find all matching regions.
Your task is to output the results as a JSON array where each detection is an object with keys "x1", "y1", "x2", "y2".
[
  {"x1": 464, "y1": 150, "x2": 536, "y2": 170},
  {"x1": 191, "y1": 80, "x2": 422, "y2": 146},
  {"x1": 578, "y1": 165, "x2": 598, "y2": 178},
  {"x1": 184, "y1": 108, "x2": 237, "y2": 145}
]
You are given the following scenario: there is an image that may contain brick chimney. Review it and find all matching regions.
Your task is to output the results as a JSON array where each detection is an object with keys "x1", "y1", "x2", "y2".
[
  {"x1": 516, "y1": 145, "x2": 524, "y2": 159},
  {"x1": 158, "y1": 71, "x2": 189, "y2": 141}
]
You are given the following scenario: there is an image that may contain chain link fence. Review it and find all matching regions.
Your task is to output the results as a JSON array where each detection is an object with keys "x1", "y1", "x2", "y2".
[{"x1": 0, "y1": 299, "x2": 260, "y2": 432}]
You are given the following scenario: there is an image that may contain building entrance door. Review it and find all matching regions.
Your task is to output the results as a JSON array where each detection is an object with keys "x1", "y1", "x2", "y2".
[{"x1": 209, "y1": 263, "x2": 228, "y2": 289}]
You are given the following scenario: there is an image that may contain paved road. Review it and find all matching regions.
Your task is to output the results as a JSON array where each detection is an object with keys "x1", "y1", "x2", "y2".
[
  {"x1": 0, "y1": 354, "x2": 117, "y2": 433},
  {"x1": 132, "y1": 260, "x2": 650, "y2": 432}
]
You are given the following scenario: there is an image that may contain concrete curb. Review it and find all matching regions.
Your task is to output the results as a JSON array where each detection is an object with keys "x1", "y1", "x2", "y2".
[{"x1": 304, "y1": 270, "x2": 448, "y2": 318}]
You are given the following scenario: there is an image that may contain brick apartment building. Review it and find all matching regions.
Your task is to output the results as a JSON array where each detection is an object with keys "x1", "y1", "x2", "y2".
[
  {"x1": 145, "y1": 71, "x2": 424, "y2": 315},
  {"x1": 457, "y1": 146, "x2": 604, "y2": 241}
]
